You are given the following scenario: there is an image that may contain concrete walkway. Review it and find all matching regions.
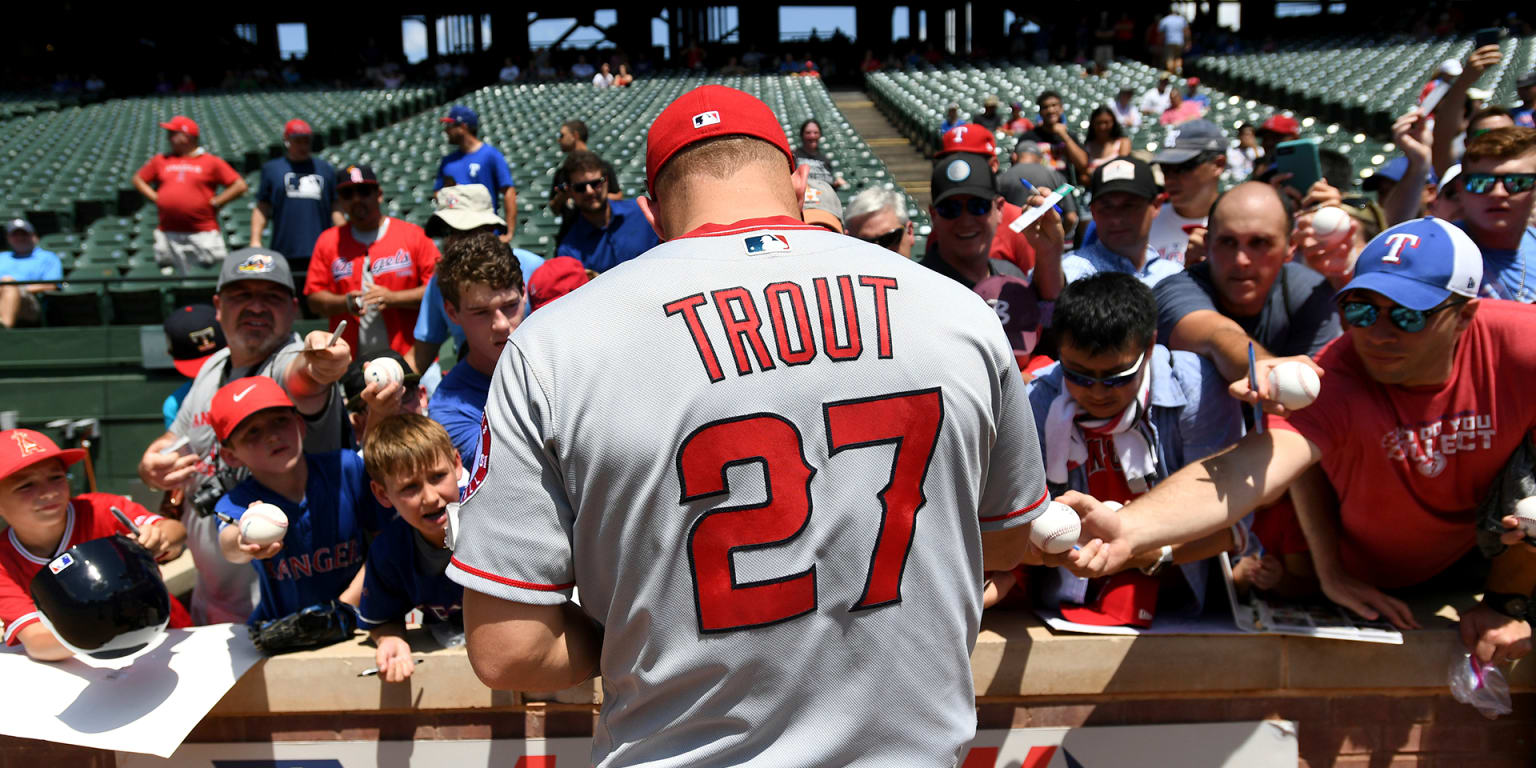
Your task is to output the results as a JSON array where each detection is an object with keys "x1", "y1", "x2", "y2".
[{"x1": 832, "y1": 89, "x2": 932, "y2": 209}]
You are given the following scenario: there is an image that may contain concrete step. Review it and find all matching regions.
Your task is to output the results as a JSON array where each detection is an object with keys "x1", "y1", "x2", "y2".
[{"x1": 832, "y1": 89, "x2": 932, "y2": 209}]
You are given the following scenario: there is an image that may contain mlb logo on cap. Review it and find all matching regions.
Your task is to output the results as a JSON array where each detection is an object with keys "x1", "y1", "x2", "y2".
[
  {"x1": 744, "y1": 234, "x2": 791, "y2": 254},
  {"x1": 48, "y1": 553, "x2": 75, "y2": 575},
  {"x1": 693, "y1": 111, "x2": 721, "y2": 129},
  {"x1": 1341, "y1": 218, "x2": 1483, "y2": 310}
]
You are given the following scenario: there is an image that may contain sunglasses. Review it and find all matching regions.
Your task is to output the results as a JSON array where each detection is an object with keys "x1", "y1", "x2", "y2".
[
  {"x1": 861, "y1": 226, "x2": 906, "y2": 249},
  {"x1": 338, "y1": 185, "x2": 378, "y2": 200},
  {"x1": 1157, "y1": 155, "x2": 1213, "y2": 176},
  {"x1": 1462, "y1": 173, "x2": 1536, "y2": 195},
  {"x1": 1061, "y1": 351, "x2": 1146, "y2": 389},
  {"x1": 934, "y1": 197, "x2": 993, "y2": 219},
  {"x1": 1339, "y1": 300, "x2": 1464, "y2": 333},
  {"x1": 571, "y1": 178, "x2": 607, "y2": 194}
]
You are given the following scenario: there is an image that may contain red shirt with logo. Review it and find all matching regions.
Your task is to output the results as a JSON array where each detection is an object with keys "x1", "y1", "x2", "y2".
[
  {"x1": 1270, "y1": 301, "x2": 1536, "y2": 588},
  {"x1": 992, "y1": 203, "x2": 1037, "y2": 274},
  {"x1": 304, "y1": 218, "x2": 441, "y2": 359},
  {"x1": 1, "y1": 494, "x2": 189, "y2": 645},
  {"x1": 136, "y1": 151, "x2": 242, "y2": 233},
  {"x1": 1080, "y1": 430, "x2": 1140, "y2": 506}
]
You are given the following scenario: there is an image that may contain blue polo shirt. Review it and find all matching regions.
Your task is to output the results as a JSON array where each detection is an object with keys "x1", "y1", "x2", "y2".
[
  {"x1": 428, "y1": 360, "x2": 492, "y2": 465},
  {"x1": 413, "y1": 249, "x2": 543, "y2": 348},
  {"x1": 1060, "y1": 239, "x2": 1183, "y2": 288},
  {"x1": 256, "y1": 156, "x2": 337, "y2": 260},
  {"x1": 435, "y1": 144, "x2": 516, "y2": 214},
  {"x1": 216, "y1": 450, "x2": 382, "y2": 624},
  {"x1": 357, "y1": 516, "x2": 463, "y2": 627},
  {"x1": 0, "y1": 248, "x2": 63, "y2": 283},
  {"x1": 555, "y1": 198, "x2": 660, "y2": 273}
]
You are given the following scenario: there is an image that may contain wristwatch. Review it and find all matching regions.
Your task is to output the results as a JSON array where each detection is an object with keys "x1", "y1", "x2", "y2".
[
  {"x1": 1140, "y1": 545, "x2": 1174, "y2": 576},
  {"x1": 1482, "y1": 592, "x2": 1531, "y2": 622}
]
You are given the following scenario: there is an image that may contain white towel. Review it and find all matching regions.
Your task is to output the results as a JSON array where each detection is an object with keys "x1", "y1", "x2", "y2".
[{"x1": 1043, "y1": 368, "x2": 1156, "y2": 491}]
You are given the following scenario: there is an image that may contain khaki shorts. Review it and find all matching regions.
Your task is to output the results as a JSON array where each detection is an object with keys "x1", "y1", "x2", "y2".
[
  {"x1": 1164, "y1": 43, "x2": 1184, "y2": 61},
  {"x1": 153, "y1": 229, "x2": 227, "y2": 274}
]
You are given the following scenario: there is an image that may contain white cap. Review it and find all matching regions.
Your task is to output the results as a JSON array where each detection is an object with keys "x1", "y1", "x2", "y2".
[
  {"x1": 1467, "y1": 87, "x2": 1493, "y2": 101},
  {"x1": 1438, "y1": 59, "x2": 1463, "y2": 77},
  {"x1": 1437, "y1": 163, "x2": 1462, "y2": 197}
]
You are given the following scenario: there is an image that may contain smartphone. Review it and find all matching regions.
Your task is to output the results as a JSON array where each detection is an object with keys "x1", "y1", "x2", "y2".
[
  {"x1": 1273, "y1": 139, "x2": 1323, "y2": 196},
  {"x1": 1473, "y1": 27, "x2": 1503, "y2": 49}
]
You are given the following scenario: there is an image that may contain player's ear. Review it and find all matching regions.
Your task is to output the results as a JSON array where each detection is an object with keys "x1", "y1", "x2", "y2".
[
  {"x1": 638, "y1": 195, "x2": 667, "y2": 241},
  {"x1": 369, "y1": 480, "x2": 395, "y2": 509}
]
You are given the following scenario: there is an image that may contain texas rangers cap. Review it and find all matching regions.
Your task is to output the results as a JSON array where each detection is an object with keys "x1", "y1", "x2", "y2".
[
  {"x1": 931, "y1": 153, "x2": 997, "y2": 204},
  {"x1": 1340, "y1": 218, "x2": 1483, "y2": 310},
  {"x1": 973, "y1": 275, "x2": 1041, "y2": 361},
  {"x1": 0, "y1": 429, "x2": 86, "y2": 482},
  {"x1": 1151, "y1": 119, "x2": 1227, "y2": 165},
  {"x1": 159, "y1": 115, "x2": 199, "y2": 137},
  {"x1": 283, "y1": 119, "x2": 313, "y2": 139},
  {"x1": 441, "y1": 105, "x2": 479, "y2": 131},
  {"x1": 1059, "y1": 570, "x2": 1159, "y2": 628},
  {"x1": 426, "y1": 184, "x2": 505, "y2": 237},
  {"x1": 6, "y1": 218, "x2": 34, "y2": 234},
  {"x1": 936, "y1": 124, "x2": 997, "y2": 158},
  {"x1": 209, "y1": 377, "x2": 296, "y2": 442},
  {"x1": 164, "y1": 304, "x2": 226, "y2": 379},
  {"x1": 1258, "y1": 114, "x2": 1300, "y2": 137},
  {"x1": 336, "y1": 164, "x2": 379, "y2": 189},
  {"x1": 1090, "y1": 157, "x2": 1159, "y2": 200},
  {"x1": 217, "y1": 247, "x2": 294, "y2": 294},
  {"x1": 645, "y1": 85, "x2": 794, "y2": 197},
  {"x1": 528, "y1": 256, "x2": 591, "y2": 311},
  {"x1": 801, "y1": 179, "x2": 844, "y2": 233}
]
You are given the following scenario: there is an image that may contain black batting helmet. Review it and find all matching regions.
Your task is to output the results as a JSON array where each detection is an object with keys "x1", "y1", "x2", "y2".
[{"x1": 29, "y1": 535, "x2": 171, "y2": 660}]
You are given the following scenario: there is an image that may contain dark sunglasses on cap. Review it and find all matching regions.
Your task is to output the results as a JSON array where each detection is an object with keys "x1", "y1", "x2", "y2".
[
  {"x1": 338, "y1": 185, "x2": 379, "y2": 200},
  {"x1": 934, "y1": 197, "x2": 994, "y2": 219},
  {"x1": 1339, "y1": 299, "x2": 1464, "y2": 333},
  {"x1": 860, "y1": 226, "x2": 906, "y2": 249},
  {"x1": 570, "y1": 178, "x2": 608, "y2": 194},
  {"x1": 1462, "y1": 172, "x2": 1536, "y2": 196},
  {"x1": 1061, "y1": 351, "x2": 1146, "y2": 389}
]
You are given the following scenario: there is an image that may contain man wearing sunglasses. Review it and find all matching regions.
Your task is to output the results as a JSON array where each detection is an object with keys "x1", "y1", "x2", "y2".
[
  {"x1": 1456, "y1": 127, "x2": 1536, "y2": 303},
  {"x1": 554, "y1": 150, "x2": 660, "y2": 274},
  {"x1": 844, "y1": 187, "x2": 916, "y2": 259},
  {"x1": 1069, "y1": 218, "x2": 1536, "y2": 669},
  {"x1": 1149, "y1": 120, "x2": 1227, "y2": 266},
  {"x1": 920, "y1": 153, "x2": 1029, "y2": 289},
  {"x1": 1028, "y1": 273, "x2": 1243, "y2": 627}
]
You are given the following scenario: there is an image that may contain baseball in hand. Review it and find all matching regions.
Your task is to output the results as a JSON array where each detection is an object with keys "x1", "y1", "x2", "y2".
[
  {"x1": 364, "y1": 357, "x2": 405, "y2": 387},
  {"x1": 1267, "y1": 361, "x2": 1321, "y2": 411},
  {"x1": 1030, "y1": 500, "x2": 1082, "y2": 554},
  {"x1": 240, "y1": 503, "x2": 289, "y2": 546},
  {"x1": 1513, "y1": 496, "x2": 1536, "y2": 539},
  {"x1": 1310, "y1": 206, "x2": 1352, "y2": 246}
]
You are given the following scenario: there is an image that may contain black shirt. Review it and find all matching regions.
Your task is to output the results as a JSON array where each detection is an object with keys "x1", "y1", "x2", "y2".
[{"x1": 919, "y1": 244, "x2": 1027, "y2": 290}]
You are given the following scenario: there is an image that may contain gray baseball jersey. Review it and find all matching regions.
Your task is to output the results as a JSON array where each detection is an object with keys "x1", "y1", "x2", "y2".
[{"x1": 448, "y1": 217, "x2": 1049, "y2": 767}]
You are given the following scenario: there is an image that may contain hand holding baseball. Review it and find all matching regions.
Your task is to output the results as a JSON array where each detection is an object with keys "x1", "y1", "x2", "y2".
[
  {"x1": 302, "y1": 329, "x2": 351, "y2": 385},
  {"x1": 1228, "y1": 355, "x2": 1325, "y2": 417}
]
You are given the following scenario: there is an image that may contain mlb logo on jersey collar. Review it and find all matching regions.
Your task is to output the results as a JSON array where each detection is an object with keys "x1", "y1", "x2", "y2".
[{"x1": 744, "y1": 234, "x2": 791, "y2": 254}]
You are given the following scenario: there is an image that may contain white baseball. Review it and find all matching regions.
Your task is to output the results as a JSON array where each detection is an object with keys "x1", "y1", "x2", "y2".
[
  {"x1": 364, "y1": 357, "x2": 404, "y2": 387},
  {"x1": 240, "y1": 503, "x2": 289, "y2": 546},
  {"x1": 1513, "y1": 496, "x2": 1536, "y2": 538},
  {"x1": 1030, "y1": 500, "x2": 1082, "y2": 554},
  {"x1": 1310, "y1": 206, "x2": 1352, "y2": 245},
  {"x1": 1267, "y1": 361, "x2": 1321, "y2": 411}
]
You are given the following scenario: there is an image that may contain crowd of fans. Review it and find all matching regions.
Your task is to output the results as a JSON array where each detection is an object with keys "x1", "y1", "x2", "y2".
[{"x1": 1, "y1": 29, "x2": 1535, "y2": 687}]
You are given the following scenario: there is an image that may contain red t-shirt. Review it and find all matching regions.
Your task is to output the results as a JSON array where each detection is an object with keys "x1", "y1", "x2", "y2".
[
  {"x1": 1, "y1": 494, "x2": 189, "y2": 646},
  {"x1": 304, "y1": 219, "x2": 441, "y2": 359},
  {"x1": 1250, "y1": 498, "x2": 1308, "y2": 556},
  {"x1": 1271, "y1": 301, "x2": 1536, "y2": 588},
  {"x1": 136, "y1": 151, "x2": 241, "y2": 233},
  {"x1": 1080, "y1": 429, "x2": 1140, "y2": 506},
  {"x1": 992, "y1": 203, "x2": 1037, "y2": 274}
]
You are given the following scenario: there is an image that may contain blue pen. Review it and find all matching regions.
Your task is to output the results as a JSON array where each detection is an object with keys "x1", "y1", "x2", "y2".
[
  {"x1": 1016, "y1": 177, "x2": 1064, "y2": 215},
  {"x1": 1247, "y1": 343, "x2": 1264, "y2": 434}
]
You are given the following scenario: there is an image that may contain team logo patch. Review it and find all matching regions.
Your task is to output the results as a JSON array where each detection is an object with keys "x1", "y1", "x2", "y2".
[
  {"x1": 9, "y1": 431, "x2": 44, "y2": 457},
  {"x1": 744, "y1": 234, "x2": 791, "y2": 254},
  {"x1": 1101, "y1": 159, "x2": 1136, "y2": 182},
  {"x1": 692, "y1": 111, "x2": 721, "y2": 129},
  {"x1": 237, "y1": 252, "x2": 275, "y2": 273},
  {"x1": 48, "y1": 553, "x2": 74, "y2": 575},
  {"x1": 945, "y1": 159, "x2": 971, "y2": 182},
  {"x1": 463, "y1": 416, "x2": 492, "y2": 503},
  {"x1": 189, "y1": 326, "x2": 218, "y2": 352},
  {"x1": 371, "y1": 250, "x2": 413, "y2": 275},
  {"x1": 347, "y1": 166, "x2": 366, "y2": 184},
  {"x1": 331, "y1": 260, "x2": 354, "y2": 279},
  {"x1": 1381, "y1": 233, "x2": 1419, "y2": 265}
]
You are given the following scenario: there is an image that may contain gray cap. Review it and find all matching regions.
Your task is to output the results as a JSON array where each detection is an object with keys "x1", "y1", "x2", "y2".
[
  {"x1": 1151, "y1": 119, "x2": 1228, "y2": 165},
  {"x1": 6, "y1": 218, "x2": 34, "y2": 234},
  {"x1": 1013, "y1": 139, "x2": 1044, "y2": 158},
  {"x1": 802, "y1": 179, "x2": 845, "y2": 233},
  {"x1": 217, "y1": 247, "x2": 294, "y2": 293}
]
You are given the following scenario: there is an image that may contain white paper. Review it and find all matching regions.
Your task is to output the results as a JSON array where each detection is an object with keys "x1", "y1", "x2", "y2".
[{"x1": 0, "y1": 624, "x2": 262, "y2": 757}]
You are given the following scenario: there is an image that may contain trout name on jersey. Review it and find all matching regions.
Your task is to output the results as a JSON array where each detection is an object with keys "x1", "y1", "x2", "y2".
[{"x1": 663, "y1": 274, "x2": 898, "y2": 382}]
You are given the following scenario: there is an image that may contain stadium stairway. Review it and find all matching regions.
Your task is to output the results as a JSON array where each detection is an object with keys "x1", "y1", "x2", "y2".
[{"x1": 832, "y1": 90, "x2": 934, "y2": 209}]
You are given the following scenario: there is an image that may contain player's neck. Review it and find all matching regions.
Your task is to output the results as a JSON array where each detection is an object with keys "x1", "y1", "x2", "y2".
[
  {"x1": 252, "y1": 458, "x2": 308, "y2": 504},
  {"x1": 661, "y1": 180, "x2": 799, "y2": 237}
]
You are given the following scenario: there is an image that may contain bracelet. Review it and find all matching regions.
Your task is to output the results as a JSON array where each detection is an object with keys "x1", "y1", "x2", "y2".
[{"x1": 1140, "y1": 545, "x2": 1174, "y2": 576}]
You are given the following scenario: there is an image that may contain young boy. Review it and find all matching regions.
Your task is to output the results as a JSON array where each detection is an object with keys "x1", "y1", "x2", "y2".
[
  {"x1": 358, "y1": 413, "x2": 465, "y2": 682},
  {"x1": 0, "y1": 429, "x2": 188, "y2": 660},
  {"x1": 212, "y1": 377, "x2": 380, "y2": 625}
]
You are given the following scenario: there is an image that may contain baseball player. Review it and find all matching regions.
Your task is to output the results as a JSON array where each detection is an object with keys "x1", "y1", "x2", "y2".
[{"x1": 449, "y1": 85, "x2": 1075, "y2": 766}]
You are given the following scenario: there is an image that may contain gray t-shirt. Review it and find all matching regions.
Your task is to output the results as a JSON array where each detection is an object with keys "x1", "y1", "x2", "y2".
[
  {"x1": 997, "y1": 162, "x2": 1079, "y2": 221},
  {"x1": 1154, "y1": 261, "x2": 1341, "y2": 359},
  {"x1": 169, "y1": 335, "x2": 348, "y2": 624}
]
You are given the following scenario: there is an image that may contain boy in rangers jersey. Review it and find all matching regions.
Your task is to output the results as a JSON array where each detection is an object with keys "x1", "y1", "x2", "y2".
[
  {"x1": 0, "y1": 429, "x2": 189, "y2": 660},
  {"x1": 212, "y1": 377, "x2": 379, "y2": 624},
  {"x1": 358, "y1": 414, "x2": 465, "y2": 683},
  {"x1": 449, "y1": 85, "x2": 1083, "y2": 767}
]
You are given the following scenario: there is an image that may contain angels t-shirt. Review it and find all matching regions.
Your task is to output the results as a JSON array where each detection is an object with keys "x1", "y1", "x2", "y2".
[
  {"x1": 137, "y1": 150, "x2": 242, "y2": 233},
  {"x1": 305, "y1": 218, "x2": 441, "y2": 358},
  {"x1": 1270, "y1": 301, "x2": 1536, "y2": 588}
]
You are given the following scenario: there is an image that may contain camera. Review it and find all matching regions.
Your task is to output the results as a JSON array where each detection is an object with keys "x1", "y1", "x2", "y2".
[{"x1": 189, "y1": 472, "x2": 234, "y2": 519}]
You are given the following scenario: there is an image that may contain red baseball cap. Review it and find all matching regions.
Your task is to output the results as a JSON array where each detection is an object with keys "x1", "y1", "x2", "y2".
[
  {"x1": 1060, "y1": 570, "x2": 1160, "y2": 628},
  {"x1": 209, "y1": 377, "x2": 296, "y2": 442},
  {"x1": 0, "y1": 429, "x2": 86, "y2": 481},
  {"x1": 159, "y1": 115, "x2": 199, "y2": 137},
  {"x1": 283, "y1": 119, "x2": 313, "y2": 139},
  {"x1": 1260, "y1": 115, "x2": 1300, "y2": 137},
  {"x1": 936, "y1": 125, "x2": 997, "y2": 158},
  {"x1": 645, "y1": 85, "x2": 794, "y2": 197},
  {"x1": 528, "y1": 256, "x2": 591, "y2": 311}
]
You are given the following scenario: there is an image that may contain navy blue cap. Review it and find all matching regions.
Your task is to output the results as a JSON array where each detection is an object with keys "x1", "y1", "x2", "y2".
[
  {"x1": 1363, "y1": 156, "x2": 1437, "y2": 191},
  {"x1": 441, "y1": 105, "x2": 479, "y2": 130},
  {"x1": 1340, "y1": 218, "x2": 1483, "y2": 310}
]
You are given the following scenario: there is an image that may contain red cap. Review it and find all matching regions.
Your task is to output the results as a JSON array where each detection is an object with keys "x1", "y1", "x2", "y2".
[
  {"x1": 1260, "y1": 115, "x2": 1300, "y2": 137},
  {"x1": 528, "y1": 256, "x2": 590, "y2": 311},
  {"x1": 283, "y1": 119, "x2": 313, "y2": 139},
  {"x1": 645, "y1": 85, "x2": 794, "y2": 197},
  {"x1": 1060, "y1": 570, "x2": 1160, "y2": 628},
  {"x1": 936, "y1": 125, "x2": 997, "y2": 158},
  {"x1": 159, "y1": 115, "x2": 199, "y2": 137},
  {"x1": 0, "y1": 429, "x2": 86, "y2": 481},
  {"x1": 209, "y1": 377, "x2": 296, "y2": 442},
  {"x1": 1186, "y1": 77, "x2": 1200, "y2": 86}
]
